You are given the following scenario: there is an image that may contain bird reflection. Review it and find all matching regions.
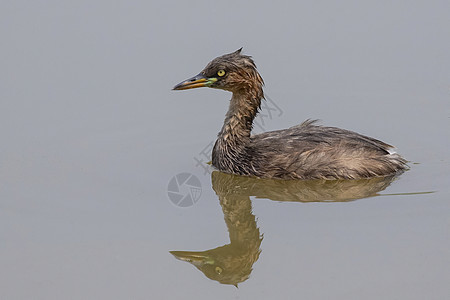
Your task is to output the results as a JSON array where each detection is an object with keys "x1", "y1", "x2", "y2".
[{"x1": 170, "y1": 171, "x2": 399, "y2": 286}]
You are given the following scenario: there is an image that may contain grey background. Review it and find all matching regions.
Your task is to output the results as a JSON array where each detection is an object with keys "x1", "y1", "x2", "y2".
[{"x1": 1, "y1": 1, "x2": 449, "y2": 299}]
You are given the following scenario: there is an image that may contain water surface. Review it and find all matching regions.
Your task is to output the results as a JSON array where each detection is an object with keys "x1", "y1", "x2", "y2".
[{"x1": 1, "y1": 1, "x2": 449, "y2": 299}]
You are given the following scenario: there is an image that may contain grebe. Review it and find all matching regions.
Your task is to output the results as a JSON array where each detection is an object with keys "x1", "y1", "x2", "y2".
[{"x1": 173, "y1": 49, "x2": 407, "y2": 180}]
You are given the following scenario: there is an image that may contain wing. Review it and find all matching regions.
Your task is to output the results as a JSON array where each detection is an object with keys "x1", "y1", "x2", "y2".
[{"x1": 249, "y1": 121, "x2": 405, "y2": 179}]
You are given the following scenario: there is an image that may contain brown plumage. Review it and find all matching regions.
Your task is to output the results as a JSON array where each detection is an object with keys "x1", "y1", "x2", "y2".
[
  {"x1": 170, "y1": 172, "x2": 262, "y2": 286},
  {"x1": 173, "y1": 49, "x2": 407, "y2": 180}
]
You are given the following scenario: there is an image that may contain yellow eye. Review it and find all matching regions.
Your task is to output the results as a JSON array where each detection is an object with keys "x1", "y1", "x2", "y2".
[
  {"x1": 215, "y1": 267, "x2": 223, "y2": 274},
  {"x1": 217, "y1": 70, "x2": 226, "y2": 77}
]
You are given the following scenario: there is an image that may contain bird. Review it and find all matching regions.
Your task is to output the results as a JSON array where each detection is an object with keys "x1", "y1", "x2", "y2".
[{"x1": 173, "y1": 49, "x2": 407, "y2": 180}]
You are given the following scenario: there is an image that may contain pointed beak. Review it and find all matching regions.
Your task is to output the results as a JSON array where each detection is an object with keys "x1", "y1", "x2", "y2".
[
  {"x1": 169, "y1": 251, "x2": 214, "y2": 266},
  {"x1": 172, "y1": 73, "x2": 217, "y2": 90}
]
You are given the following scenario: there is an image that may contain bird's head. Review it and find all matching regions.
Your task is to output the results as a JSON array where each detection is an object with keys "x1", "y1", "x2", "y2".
[{"x1": 173, "y1": 48, "x2": 264, "y2": 94}]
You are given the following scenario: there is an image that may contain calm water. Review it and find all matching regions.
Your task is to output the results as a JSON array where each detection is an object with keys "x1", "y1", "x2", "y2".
[{"x1": 1, "y1": 1, "x2": 449, "y2": 299}]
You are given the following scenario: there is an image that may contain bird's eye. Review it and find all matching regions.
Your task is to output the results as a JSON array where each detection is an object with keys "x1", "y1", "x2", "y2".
[
  {"x1": 217, "y1": 70, "x2": 226, "y2": 77},
  {"x1": 215, "y1": 266, "x2": 223, "y2": 274}
]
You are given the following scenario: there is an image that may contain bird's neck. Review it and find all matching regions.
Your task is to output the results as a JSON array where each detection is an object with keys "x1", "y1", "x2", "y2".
[{"x1": 218, "y1": 87, "x2": 263, "y2": 145}]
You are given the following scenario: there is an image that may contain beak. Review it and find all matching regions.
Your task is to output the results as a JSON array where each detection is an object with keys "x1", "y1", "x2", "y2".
[
  {"x1": 172, "y1": 73, "x2": 217, "y2": 90},
  {"x1": 170, "y1": 251, "x2": 214, "y2": 266}
]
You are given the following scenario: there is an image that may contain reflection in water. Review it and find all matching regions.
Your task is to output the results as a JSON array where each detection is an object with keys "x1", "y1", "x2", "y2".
[
  {"x1": 170, "y1": 171, "x2": 399, "y2": 286},
  {"x1": 171, "y1": 172, "x2": 262, "y2": 286}
]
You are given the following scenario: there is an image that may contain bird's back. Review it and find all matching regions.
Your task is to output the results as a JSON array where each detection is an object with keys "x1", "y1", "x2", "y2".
[{"x1": 248, "y1": 120, "x2": 407, "y2": 179}]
